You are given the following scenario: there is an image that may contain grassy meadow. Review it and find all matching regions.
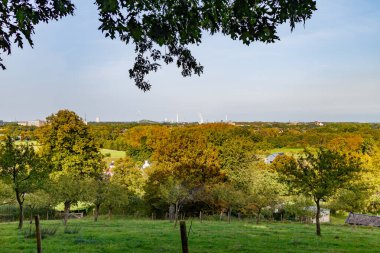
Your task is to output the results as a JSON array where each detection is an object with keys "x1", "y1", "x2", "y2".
[
  {"x1": 1, "y1": 217, "x2": 380, "y2": 253},
  {"x1": 100, "y1": 149, "x2": 126, "y2": 164},
  {"x1": 4, "y1": 141, "x2": 126, "y2": 164},
  {"x1": 100, "y1": 149, "x2": 126, "y2": 159}
]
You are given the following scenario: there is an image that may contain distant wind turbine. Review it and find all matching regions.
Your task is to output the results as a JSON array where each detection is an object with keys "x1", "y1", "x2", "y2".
[{"x1": 198, "y1": 113, "x2": 204, "y2": 124}]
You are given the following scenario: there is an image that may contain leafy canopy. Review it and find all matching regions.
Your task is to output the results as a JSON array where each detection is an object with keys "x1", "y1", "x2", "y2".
[
  {"x1": 37, "y1": 109, "x2": 102, "y2": 177},
  {"x1": 274, "y1": 148, "x2": 362, "y2": 202},
  {"x1": 0, "y1": 136, "x2": 47, "y2": 228},
  {"x1": 1, "y1": 0, "x2": 317, "y2": 90},
  {"x1": 0, "y1": 0, "x2": 75, "y2": 70},
  {"x1": 0, "y1": 136, "x2": 47, "y2": 197}
]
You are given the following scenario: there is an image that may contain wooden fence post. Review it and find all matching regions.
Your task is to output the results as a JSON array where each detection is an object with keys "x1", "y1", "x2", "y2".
[
  {"x1": 35, "y1": 215, "x2": 42, "y2": 253},
  {"x1": 180, "y1": 221, "x2": 189, "y2": 253}
]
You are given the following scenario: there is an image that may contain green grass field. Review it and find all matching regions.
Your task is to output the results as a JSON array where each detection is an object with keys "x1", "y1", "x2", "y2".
[
  {"x1": 2, "y1": 142, "x2": 125, "y2": 164},
  {"x1": 1, "y1": 140, "x2": 125, "y2": 165},
  {"x1": 1, "y1": 218, "x2": 380, "y2": 253},
  {"x1": 100, "y1": 149, "x2": 126, "y2": 164},
  {"x1": 100, "y1": 149, "x2": 126, "y2": 159}
]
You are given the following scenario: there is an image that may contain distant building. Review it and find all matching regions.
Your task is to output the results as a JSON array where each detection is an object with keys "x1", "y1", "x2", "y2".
[
  {"x1": 142, "y1": 160, "x2": 150, "y2": 169},
  {"x1": 95, "y1": 117, "x2": 100, "y2": 123},
  {"x1": 0, "y1": 120, "x2": 4, "y2": 126},
  {"x1": 307, "y1": 206, "x2": 330, "y2": 223},
  {"x1": 17, "y1": 121, "x2": 28, "y2": 126},
  {"x1": 105, "y1": 161, "x2": 115, "y2": 176},
  {"x1": 264, "y1": 152, "x2": 284, "y2": 164},
  {"x1": 345, "y1": 213, "x2": 380, "y2": 227},
  {"x1": 314, "y1": 121, "x2": 324, "y2": 126},
  {"x1": 17, "y1": 120, "x2": 46, "y2": 127},
  {"x1": 29, "y1": 120, "x2": 46, "y2": 127}
]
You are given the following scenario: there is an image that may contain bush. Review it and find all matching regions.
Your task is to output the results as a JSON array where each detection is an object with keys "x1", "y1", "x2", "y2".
[{"x1": 23, "y1": 224, "x2": 59, "y2": 239}]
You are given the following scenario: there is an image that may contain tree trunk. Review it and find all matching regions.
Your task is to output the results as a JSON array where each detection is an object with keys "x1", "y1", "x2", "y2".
[
  {"x1": 169, "y1": 204, "x2": 175, "y2": 222},
  {"x1": 256, "y1": 209, "x2": 261, "y2": 224},
  {"x1": 35, "y1": 215, "x2": 42, "y2": 253},
  {"x1": 16, "y1": 192, "x2": 24, "y2": 229},
  {"x1": 174, "y1": 201, "x2": 180, "y2": 228},
  {"x1": 64, "y1": 201, "x2": 71, "y2": 226},
  {"x1": 228, "y1": 208, "x2": 232, "y2": 224},
  {"x1": 352, "y1": 212, "x2": 357, "y2": 229},
  {"x1": 18, "y1": 203, "x2": 24, "y2": 229},
  {"x1": 199, "y1": 211, "x2": 202, "y2": 223},
  {"x1": 315, "y1": 199, "x2": 321, "y2": 236},
  {"x1": 30, "y1": 207, "x2": 33, "y2": 224},
  {"x1": 108, "y1": 206, "x2": 112, "y2": 220},
  {"x1": 94, "y1": 204, "x2": 100, "y2": 222},
  {"x1": 175, "y1": 202, "x2": 179, "y2": 221}
]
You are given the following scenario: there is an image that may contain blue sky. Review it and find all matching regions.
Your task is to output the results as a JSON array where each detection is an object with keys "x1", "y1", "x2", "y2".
[{"x1": 1, "y1": 0, "x2": 380, "y2": 122}]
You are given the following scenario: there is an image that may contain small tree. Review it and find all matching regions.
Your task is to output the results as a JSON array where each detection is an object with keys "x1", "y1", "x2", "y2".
[
  {"x1": 90, "y1": 173, "x2": 129, "y2": 221},
  {"x1": 274, "y1": 148, "x2": 362, "y2": 236},
  {"x1": 244, "y1": 168, "x2": 284, "y2": 224},
  {"x1": 102, "y1": 180, "x2": 129, "y2": 220},
  {"x1": 159, "y1": 177, "x2": 189, "y2": 225},
  {"x1": 283, "y1": 196, "x2": 314, "y2": 222},
  {"x1": 49, "y1": 174, "x2": 92, "y2": 225},
  {"x1": 25, "y1": 190, "x2": 52, "y2": 222},
  {"x1": 211, "y1": 183, "x2": 245, "y2": 223},
  {"x1": 91, "y1": 175, "x2": 108, "y2": 222},
  {"x1": 0, "y1": 137, "x2": 46, "y2": 229}
]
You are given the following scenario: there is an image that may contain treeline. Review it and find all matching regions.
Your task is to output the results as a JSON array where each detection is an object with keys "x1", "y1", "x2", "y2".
[
  {"x1": 82, "y1": 121, "x2": 380, "y2": 153},
  {"x1": 92, "y1": 122, "x2": 379, "y2": 159},
  {"x1": 3, "y1": 121, "x2": 380, "y2": 151}
]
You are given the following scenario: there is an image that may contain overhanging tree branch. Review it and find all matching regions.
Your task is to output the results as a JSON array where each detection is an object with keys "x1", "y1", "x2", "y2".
[{"x1": 1, "y1": 0, "x2": 317, "y2": 90}]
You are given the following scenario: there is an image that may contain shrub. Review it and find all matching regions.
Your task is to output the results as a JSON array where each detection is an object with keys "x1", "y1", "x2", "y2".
[
  {"x1": 64, "y1": 225, "x2": 81, "y2": 234},
  {"x1": 23, "y1": 224, "x2": 59, "y2": 239}
]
